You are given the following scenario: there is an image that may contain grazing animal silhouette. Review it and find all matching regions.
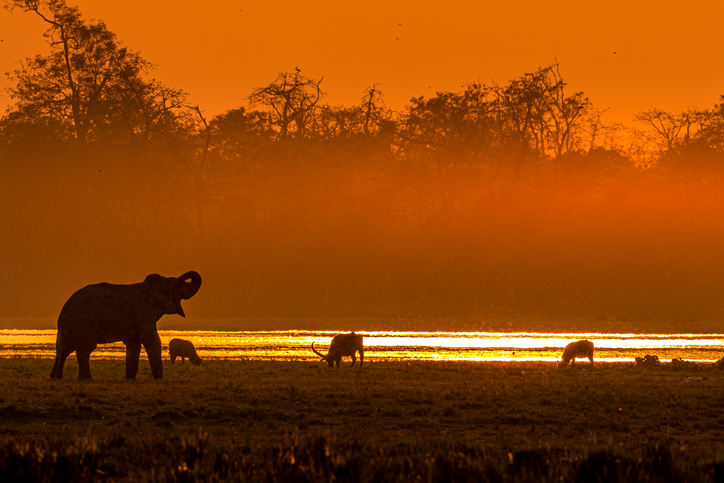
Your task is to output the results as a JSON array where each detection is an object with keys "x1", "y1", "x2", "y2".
[
  {"x1": 169, "y1": 338, "x2": 202, "y2": 365},
  {"x1": 311, "y1": 332, "x2": 364, "y2": 368},
  {"x1": 560, "y1": 340, "x2": 594, "y2": 367}
]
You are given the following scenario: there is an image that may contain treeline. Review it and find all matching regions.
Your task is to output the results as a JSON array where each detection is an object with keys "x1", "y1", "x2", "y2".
[{"x1": 1, "y1": 0, "x2": 724, "y2": 322}]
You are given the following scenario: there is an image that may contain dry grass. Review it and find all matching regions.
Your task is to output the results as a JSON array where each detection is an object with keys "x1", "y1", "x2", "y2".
[{"x1": 2, "y1": 357, "x2": 724, "y2": 481}]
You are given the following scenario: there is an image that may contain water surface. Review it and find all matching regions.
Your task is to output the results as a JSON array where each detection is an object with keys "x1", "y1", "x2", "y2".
[{"x1": 1, "y1": 330, "x2": 722, "y2": 363}]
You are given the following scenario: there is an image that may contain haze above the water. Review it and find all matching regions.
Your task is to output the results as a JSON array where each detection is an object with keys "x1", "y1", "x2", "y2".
[{"x1": 2, "y1": 1, "x2": 724, "y2": 333}]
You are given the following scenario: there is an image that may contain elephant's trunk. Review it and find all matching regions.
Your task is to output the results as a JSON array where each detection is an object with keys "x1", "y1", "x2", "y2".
[{"x1": 173, "y1": 271, "x2": 202, "y2": 300}]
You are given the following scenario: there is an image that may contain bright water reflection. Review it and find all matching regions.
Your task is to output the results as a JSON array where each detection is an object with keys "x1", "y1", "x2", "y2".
[{"x1": 1, "y1": 330, "x2": 723, "y2": 363}]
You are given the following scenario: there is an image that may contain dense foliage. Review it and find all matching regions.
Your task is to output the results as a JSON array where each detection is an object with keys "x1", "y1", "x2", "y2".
[{"x1": 2, "y1": 0, "x2": 724, "y2": 322}]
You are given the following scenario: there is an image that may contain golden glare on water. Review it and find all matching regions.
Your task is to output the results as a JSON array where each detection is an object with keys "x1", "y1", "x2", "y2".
[{"x1": 1, "y1": 330, "x2": 723, "y2": 363}]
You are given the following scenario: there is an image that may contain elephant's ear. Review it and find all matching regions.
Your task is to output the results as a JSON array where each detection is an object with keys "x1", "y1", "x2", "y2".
[{"x1": 145, "y1": 274, "x2": 185, "y2": 316}]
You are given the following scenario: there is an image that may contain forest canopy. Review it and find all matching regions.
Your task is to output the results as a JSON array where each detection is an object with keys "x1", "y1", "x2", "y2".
[{"x1": 2, "y1": 0, "x2": 724, "y2": 325}]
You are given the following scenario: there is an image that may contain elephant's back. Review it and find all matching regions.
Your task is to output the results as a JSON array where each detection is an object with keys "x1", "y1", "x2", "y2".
[{"x1": 57, "y1": 283, "x2": 123, "y2": 328}]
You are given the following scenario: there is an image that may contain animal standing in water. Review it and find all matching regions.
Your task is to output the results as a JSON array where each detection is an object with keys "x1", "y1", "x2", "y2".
[
  {"x1": 169, "y1": 338, "x2": 202, "y2": 365},
  {"x1": 559, "y1": 339, "x2": 594, "y2": 367},
  {"x1": 50, "y1": 271, "x2": 202, "y2": 380},
  {"x1": 311, "y1": 332, "x2": 364, "y2": 367}
]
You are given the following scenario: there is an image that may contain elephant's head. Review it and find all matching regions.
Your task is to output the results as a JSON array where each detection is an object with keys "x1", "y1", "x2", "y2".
[{"x1": 145, "y1": 271, "x2": 202, "y2": 317}]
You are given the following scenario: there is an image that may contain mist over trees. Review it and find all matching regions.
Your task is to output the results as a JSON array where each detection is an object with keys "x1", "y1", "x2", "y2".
[{"x1": 2, "y1": 0, "x2": 724, "y2": 324}]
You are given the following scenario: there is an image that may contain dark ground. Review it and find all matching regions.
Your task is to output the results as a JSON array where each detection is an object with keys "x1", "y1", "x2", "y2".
[{"x1": 1, "y1": 357, "x2": 724, "y2": 481}]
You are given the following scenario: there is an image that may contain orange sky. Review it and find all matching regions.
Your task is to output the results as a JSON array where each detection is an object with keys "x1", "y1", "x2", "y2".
[{"x1": 1, "y1": 0, "x2": 724, "y2": 124}]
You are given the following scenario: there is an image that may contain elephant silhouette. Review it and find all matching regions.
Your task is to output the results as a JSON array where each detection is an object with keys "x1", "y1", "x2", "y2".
[{"x1": 50, "y1": 271, "x2": 202, "y2": 380}]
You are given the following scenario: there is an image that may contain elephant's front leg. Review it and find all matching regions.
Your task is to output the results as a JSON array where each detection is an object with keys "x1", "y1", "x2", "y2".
[
  {"x1": 76, "y1": 350, "x2": 93, "y2": 380},
  {"x1": 125, "y1": 340, "x2": 142, "y2": 379},
  {"x1": 142, "y1": 332, "x2": 164, "y2": 380},
  {"x1": 75, "y1": 341, "x2": 97, "y2": 380}
]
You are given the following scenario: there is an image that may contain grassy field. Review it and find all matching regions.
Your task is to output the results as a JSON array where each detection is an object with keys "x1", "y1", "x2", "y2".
[{"x1": 2, "y1": 357, "x2": 724, "y2": 481}]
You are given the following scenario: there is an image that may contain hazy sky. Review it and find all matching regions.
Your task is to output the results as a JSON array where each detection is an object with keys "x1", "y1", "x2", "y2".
[{"x1": 1, "y1": 0, "x2": 724, "y2": 124}]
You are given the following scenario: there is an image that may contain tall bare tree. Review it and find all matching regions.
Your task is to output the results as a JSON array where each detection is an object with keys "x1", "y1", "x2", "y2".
[
  {"x1": 492, "y1": 63, "x2": 592, "y2": 158},
  {"x1": 635, "y1": 108, "x2": 705, "y2": 154},
  {"x1": 248, "y1": 70, "x2": 325, "y2": 140}
]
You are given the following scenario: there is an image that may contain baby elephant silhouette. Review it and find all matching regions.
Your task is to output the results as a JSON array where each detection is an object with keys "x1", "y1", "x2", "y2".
[{"x1": 168, "y1": 338, "x2": 202, "y2": 365}]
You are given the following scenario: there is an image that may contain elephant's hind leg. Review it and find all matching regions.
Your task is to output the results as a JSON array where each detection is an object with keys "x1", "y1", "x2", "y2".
[
  {"x1": 125, "y1": 341, "x2": 142, "y2": 379},
  {"x1": 50, "y1": 356, "x2": 64, "y2": 379},
  {"x1": 50, "y1": 347, "x2": 74, "y2": 379}
]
